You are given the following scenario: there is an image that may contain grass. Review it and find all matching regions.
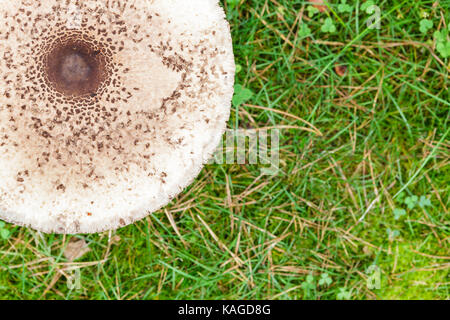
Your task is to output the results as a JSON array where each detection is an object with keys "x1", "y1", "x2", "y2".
[{"x1": 0, "y1": 0, "x2": 449, "y2": 300}]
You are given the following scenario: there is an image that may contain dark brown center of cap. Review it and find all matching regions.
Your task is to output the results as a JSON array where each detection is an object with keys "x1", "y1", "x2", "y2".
[
  {"x1": 60, "y1": 53, "x2": 91, "y2": 83},
  {"x1": 44, "y1": 40, "x2": 108, "y2": 97}
]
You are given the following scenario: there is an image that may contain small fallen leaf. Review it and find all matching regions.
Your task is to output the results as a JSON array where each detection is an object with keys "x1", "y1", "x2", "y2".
[
  {"x1": 309, "y1": 0, "x2": 328, "y2": 13},
  {"x1": 64, "y1": 238, "x2": 91, "y2": 261},
  {"x1": 111, "y1": 235, "x2": 121, "y2": 244},
  {"x1": 335, "y1": 64, "x2": 348, "y2": 76}
]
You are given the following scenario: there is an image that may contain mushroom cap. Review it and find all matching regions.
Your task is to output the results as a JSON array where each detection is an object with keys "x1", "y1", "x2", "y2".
[{"x1": 0, "y1": 0, "x2": 235, "y2": 233}]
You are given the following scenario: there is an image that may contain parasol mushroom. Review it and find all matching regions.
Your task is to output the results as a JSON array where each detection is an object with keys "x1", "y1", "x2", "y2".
[{"x1": 0, "y1": 0, "x2": 235, "y2": 233}]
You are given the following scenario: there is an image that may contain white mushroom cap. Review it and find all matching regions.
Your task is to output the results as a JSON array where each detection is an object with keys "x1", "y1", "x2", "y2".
[{"x1": 0, "y1": 0, "x2": 235, "y2": 233}]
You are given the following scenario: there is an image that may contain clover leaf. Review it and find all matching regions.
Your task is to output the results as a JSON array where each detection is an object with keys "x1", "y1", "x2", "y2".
[
  {"x1": 318, "y1": 273, "x2": 332, "y2": 286},
  {"x1": 0, "y1": 221, "x2": 11, "y2": 240},
  {"x1": 418, "y1": 196, "x2": 431, "y2": 208},
  {"x1": 419, "y1": 19, "x2": 433, "y2": 34},
  {"x1": 393, "y1": 208, "x2": 406, "y2": 220},
  {"x1": 434, "y1": 30, "x2": 450, "y2": 58},
  {"x1": 301, "y1": 274, "x2": 316, "y2": 292},
  {"x1": 298, "y1": 23, "x2": 312, "y2": 38},
  {"x1": 321, "y1": 18, "x2": 336, "y2": 33},
  {"x1": 361, "y1": 1, "x2": 375, "y2": 14},
  {"x1": 338, "y1": 0, "x2": 353, "y2": 14},
  {"x1": 404, "y1": 195, "x2": 418, "y2": 209},
  {"x1": 337, "y1": 288, "x2": 352, "y2": 300},
  {"x1": 387, "y1": 228, "x2": 400, "y2": 241},
  {"x1": 0, "y1": 228, "x2": 10, "y2": 240},
  {"x1": 232, "y1": 84, "x2": 254, "y2": 107},
  {"x1": 307, "y1": 5, "x2": 320, "y2": 18}
]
